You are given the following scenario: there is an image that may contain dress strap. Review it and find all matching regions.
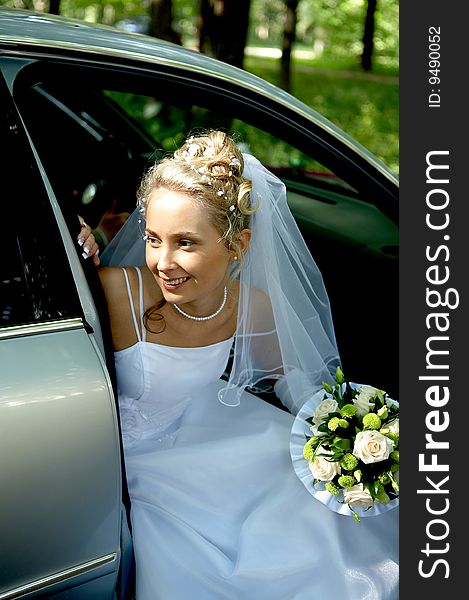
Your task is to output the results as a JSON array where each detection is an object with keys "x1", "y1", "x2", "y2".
[
  {"x1": 121, "y1": 267, "x2": 142, "y2": 343},
  {"x1": 133, "y1": 266, "x2": 146, "y2": 342}
]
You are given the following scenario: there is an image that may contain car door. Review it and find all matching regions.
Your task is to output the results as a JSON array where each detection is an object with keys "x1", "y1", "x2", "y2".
[{"x1": 0, "y1": 73, "x2": 122, "y2": 599}]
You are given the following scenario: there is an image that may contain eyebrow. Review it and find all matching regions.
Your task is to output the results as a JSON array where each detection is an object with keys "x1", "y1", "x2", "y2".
[{"x1": 145, "y1": 228, "x2": 202, "y2": 239}]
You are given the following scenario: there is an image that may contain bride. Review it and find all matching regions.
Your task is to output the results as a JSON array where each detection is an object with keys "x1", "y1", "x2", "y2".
[{"x1": 95, "y1": 129, "x2": 398, "y2": 599}]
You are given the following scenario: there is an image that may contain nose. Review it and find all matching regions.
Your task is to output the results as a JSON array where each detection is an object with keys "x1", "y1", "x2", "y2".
[{"x1": 148, "y1": 244, "x2": 177, "y2": 273}]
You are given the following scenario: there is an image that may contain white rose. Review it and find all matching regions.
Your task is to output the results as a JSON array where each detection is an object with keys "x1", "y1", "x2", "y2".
[
  {"x1": 353, "y1": 430, "x2": 395, "y2": 464},
  {"x1": 312, "y1": 398, "x2": 339, "y2": 425},
  {"x1": 353, "y1": 385, "x2": 377, "y2": 416},
  {"x1": 387, "y1": 418, "x2": 399, "y2": 436},
  {"x1": 308, "y1": 447, "x2": 341, "y2": 481},
  {"x1": 343, "y1": 483, "x2": 374, "y2": 507}
]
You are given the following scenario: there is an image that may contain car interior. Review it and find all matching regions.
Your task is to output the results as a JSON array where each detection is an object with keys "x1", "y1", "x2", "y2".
[{"x1": 13, "y1": 59, "x2": 398, "y2": 402}]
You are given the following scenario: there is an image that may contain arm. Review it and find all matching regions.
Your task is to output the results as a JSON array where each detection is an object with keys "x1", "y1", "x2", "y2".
[{"x1": 98, "y1": 266, "x2": 142, "y2": 352}]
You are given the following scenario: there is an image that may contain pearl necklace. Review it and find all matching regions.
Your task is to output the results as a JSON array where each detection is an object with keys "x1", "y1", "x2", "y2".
[{"x1": 173, "y1": 286, "x2": 227, "y2": 321}]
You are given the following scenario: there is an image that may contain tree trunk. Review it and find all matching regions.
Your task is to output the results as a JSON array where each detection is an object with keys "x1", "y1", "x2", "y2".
[
  {"x1": 48, "y1": 0, "x2": 61, "y2": 14},
  {"x1": 149, "y1": 0, "x2": 182, "y2": 45},
  {"x1": 198, "y1": 0, "x2": 251, "y2": 69},
  {"x1": 361, "y1": 0, "x2": 377, "y2": 72},
  {"x1": 280, "y1": 0, "x2": 299, "y2": 92}
]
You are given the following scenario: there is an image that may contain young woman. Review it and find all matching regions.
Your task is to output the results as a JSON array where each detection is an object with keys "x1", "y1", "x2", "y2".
[{"x1": 95, "y1": 130, "x2": 398, "y2": 599}]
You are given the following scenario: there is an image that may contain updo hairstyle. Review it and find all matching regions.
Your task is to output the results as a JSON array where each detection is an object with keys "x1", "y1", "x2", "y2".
[{"x1": 138, "y1": 129, "x2": 257, "y2": 276}]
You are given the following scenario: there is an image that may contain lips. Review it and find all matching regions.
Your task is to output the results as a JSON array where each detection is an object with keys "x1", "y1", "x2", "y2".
[{"x1": 160, "y1": 276, "x2": 189, "y2": 289}]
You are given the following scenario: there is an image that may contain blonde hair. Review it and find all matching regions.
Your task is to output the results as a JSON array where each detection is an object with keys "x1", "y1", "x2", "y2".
[{"x1": 138, "y1": 129, "x2": 256, "y2": 277}]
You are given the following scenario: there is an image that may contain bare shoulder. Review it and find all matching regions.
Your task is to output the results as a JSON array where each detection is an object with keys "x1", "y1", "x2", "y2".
[
  {"x1": 97, "y1": 266, "x2": 146, "y2": 350},
  {"x1": 242, "y1": 284, "x2": 275, "y2": 330},
  {"x1": 98, "y1": 265, "x2": 125, "y2": 290},
  {"x1": 98, "y1": 265, "x2": 144, "y2": 294},
  {"x1": 231, "y1": 280, "x2": 271, "y2": 309},
  {"x1": 240, "y1": 283, "x2": 272, "y2": 310},
  {"x1": 249, "y1": 285, "x2": 271, "y2": 306}
]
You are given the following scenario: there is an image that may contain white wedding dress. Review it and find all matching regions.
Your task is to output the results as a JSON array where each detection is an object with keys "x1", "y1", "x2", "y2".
[{"x1": 116, "y1": 267, "x2": 399, "y2": 600}]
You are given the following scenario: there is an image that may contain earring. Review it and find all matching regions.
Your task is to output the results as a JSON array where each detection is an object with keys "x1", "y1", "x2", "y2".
[{"x1": 233, "y1": 255, "x2": 238, "y2": 261}]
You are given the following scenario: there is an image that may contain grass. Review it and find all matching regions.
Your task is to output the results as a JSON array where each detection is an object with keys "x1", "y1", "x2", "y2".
[{"x1": 244, "y1": 55, "x2": 399, "y2": 174}]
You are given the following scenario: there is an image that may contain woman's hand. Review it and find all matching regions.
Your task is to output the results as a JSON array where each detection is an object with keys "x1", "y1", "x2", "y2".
[{"x1": 77, "y1": 217, "x2": 100, "y2": 266}]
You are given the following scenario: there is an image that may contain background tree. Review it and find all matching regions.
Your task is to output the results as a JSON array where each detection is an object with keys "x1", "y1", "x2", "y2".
[
  {"x1": 150, "y1": 0, "x2": 182, "y2": 44},
  {"x1": 198, "y1": 0, "x2": 251, "y2": 69},
  {"x1": 280, "y1": 0, "x2": 299, "y2": 92},
  {"x1": 48, "y1": 0, "x2": 60, "y2": 14},
  {"x1": 361, "y1": 0, "x2": 377, "y2": 71}
]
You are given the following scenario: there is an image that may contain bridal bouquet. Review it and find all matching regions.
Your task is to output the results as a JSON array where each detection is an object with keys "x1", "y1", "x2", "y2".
[{"x1": 303, "y1": 367, "x2": 399, "y2": 522}]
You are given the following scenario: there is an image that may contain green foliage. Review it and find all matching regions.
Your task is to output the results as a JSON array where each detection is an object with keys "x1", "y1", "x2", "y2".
[
  {"x1": 249, "y1": 0, "x2": 398, "y2": 70},
  {"x1": 244, "y1": 55, "x2": 398, "y2": 173},
  {"x1": 2, "y1": 0, "x2": 398, "y2": 171},
  {"x1": 5, "y1": 0, "x2": 398, "y2": 69}
]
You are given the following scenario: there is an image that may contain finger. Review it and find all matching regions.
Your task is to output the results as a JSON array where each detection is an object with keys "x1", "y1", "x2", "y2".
[
  {"x1": 77, "y1": 222, "x2": 92, "y2": 246},
  {"x1": 82, "y1": 239, "x2": 98, "y2": 258}
]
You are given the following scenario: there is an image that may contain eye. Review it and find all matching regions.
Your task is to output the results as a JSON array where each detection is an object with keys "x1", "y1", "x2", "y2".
[
  {"x1": 179, "y1": 239, "x2": 194, "y2": 248},
  {"x1": 144, "y1": 234, "x2": 161, "y2": 247}
]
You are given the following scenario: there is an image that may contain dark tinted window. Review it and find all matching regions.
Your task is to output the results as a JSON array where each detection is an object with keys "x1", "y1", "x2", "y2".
[{"x1": 0, "y1": 74, "x2": 82, "y2": 327}]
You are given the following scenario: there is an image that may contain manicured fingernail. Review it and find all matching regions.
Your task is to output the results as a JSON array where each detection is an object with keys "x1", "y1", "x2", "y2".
[
  {"x1": 83, "y1": 246, "x2": 90, "y2": 255},
  {"x1": 78, "y1": 237, "x2": 84, "y2": 246},
  {"x1": 96, "y1": 249, "x2": 100, "y2": 256},
  {"x1": 82, "y1": 252, "x2": 89, "y2": 259}
]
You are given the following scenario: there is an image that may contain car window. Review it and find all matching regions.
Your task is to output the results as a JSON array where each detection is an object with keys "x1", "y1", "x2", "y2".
[
  {"x1": 104, "y1": 89, "x2": 347, "y2": 179},
  {"x1": 14, "y1": 81, "x2": 155, "y2": 227},
  {"x1": 0, "y1": 74, "x2": 82, "y2": 328},
  {"x1": 13, "y1": 62, "x2": 397, "y2": 274},
  {"x1": 15, "y1": 71, "x2": 363, "y2": 234}
]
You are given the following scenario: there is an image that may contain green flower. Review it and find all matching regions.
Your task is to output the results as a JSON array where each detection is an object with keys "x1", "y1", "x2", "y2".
[
  {"x1": 338, "y1": 475, "x2": 356, "y2": 488},
  {"x1": 390, "y1": 450, "x2": 400, "y2": 463},
  {"x1": 353, "y1": 469, "x2": 362, "y2": 482},
  {"x1": 340, "y1": 404, "x2": 357, "y2": 418},
  {"x1": 378, "y1": 472, "x2": 391, "y2": 485},
  {"x1": 327, "y1": 417, "x2": 341, "y2": 431},
  {"x1": 325, "y1": 482, "x2": 340, "y2": 496},
  {"x1": 362, "y1": 413, "x2": 381, "y2": 430},
  {"x1": 303, "y1": 438, "x2": 315, "y2": 462},
  {"x1": 340, "y1": 453, "x2": 358, "y2": 471}
]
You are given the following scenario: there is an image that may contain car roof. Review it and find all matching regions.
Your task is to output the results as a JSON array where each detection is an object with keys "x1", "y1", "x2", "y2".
[{"x1": 0, "y1": 8, "x2": 397, "y2": 187}]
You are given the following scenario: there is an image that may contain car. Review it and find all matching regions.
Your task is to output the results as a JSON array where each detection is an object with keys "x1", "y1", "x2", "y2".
[{"x1": 0, "y1": 7, "x2": 398, "y2": 600}]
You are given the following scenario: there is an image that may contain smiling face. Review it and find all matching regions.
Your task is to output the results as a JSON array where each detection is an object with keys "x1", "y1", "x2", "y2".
[{"x1": 145, "y1": 186, "x2": 235, "y2": 316}]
